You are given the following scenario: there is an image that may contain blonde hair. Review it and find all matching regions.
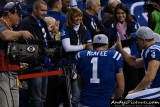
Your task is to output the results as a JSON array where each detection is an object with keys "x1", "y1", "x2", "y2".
[{"x1": 44, "y1": 16, "x2": 56, "y2": 26}]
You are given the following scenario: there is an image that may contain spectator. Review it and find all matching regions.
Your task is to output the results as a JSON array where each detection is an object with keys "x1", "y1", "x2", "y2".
[
  {"x1": 82, "y1": 0, "x2": 107, "y2": 39},
  {"x1": 0, "y1": 2, "x2": 33, "y2": 107},
  {"x1": 43, "y1": 16, "x2": 63, "y2": 107},
  {"x1": 47, "y1": 0, "x2": 67, "y2": 106},
  {"x1": 117, "y1": 26, "x2": 160, "y2": 99},
  {"x1": 61, "y1": 7, "x2": 92, "y2": 107},
  {"x1": 44, "y1": 16, "x2": 60, "y2": 40},
  {"x1": 18, "y1": 1, "x2": 52, "y2": 107},
  {"x1": 109, "y1": 3, "x2": 140, "y2": 97},
  {"x1": 147, "y1": 1, "x2": 160, "y2": 34},
  {"x1": 61, "y1": 0, "x2": 71, "y2": 14},
  {"x1": 102, "y1": 0, "x2": 121, "y2": 32},
  {"x1": 109, "y1": 3, "x2": 139, "y2": 53},
  {"x1": 76, "y1": 34, "x2": 124, "y2": 107},
  {"x1": 46, "y1": 0, "x2": 67, "y2": 105},
  {"x1": 47, "y1": 0, "x2": 66, "y2": 31}
]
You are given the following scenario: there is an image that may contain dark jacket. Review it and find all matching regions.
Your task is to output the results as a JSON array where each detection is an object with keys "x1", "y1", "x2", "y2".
[
  {"x1": 18, "y1": 15, "x2": 51, "y2": 41},
  {"x1": 18, "y1": 15, "x2": 52, "y2": 67},
  {"x1": 61, "y1": 25, "x2": 89, "y2": 59},
  {"x1": 67, "y1": 26, "x2": 88, "y2": 45},
  {"x1": 82, "y1": 11, "x2": 107, "y2": 39},
  {"x1": 18, "y1": 15, "x2": 53, "y2": 49}
]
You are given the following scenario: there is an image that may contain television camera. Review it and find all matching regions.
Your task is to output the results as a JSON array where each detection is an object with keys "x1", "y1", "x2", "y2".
[{"x1": 7, "y1": 39, "x2": 62, "y2": 65}]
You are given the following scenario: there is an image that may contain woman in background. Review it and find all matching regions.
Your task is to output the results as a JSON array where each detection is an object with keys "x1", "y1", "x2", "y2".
[
  {"x1": 61, "y1": 7, "x2": 92, "y2": 107},
  {"x1": 108, "y1": 3, "x2": 141, "y2": 97}
]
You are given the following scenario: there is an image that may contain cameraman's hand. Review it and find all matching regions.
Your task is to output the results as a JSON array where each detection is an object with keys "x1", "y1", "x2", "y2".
[
  {"x1": 20, "y1": 63, "x2": 29, "y2": 70},
  {"x1": 20, "y1": 31, "x2": 34, "y2": 39}
]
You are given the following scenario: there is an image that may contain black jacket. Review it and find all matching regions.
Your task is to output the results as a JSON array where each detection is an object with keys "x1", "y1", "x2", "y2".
[
  {"x1": 18, "y1": 15, "x2": 51, "y2": 41},
  {"x1": 63, "y1": 25, "x2": 88, "y2": 59},
  {"x1": 83, "y1": 11, "x2": 107, "y2": 39},
  {"x1": 67, "y1": 25, "x2": 87, "y2": 45},
  {"x1": 18, "y1": 15, "x2": 52, "y2": 67}
]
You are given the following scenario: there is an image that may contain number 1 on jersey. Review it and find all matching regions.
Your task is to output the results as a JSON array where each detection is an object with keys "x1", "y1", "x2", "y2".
[{"x1": 90, "y1": 57, "x2": 100, "y2": 83}]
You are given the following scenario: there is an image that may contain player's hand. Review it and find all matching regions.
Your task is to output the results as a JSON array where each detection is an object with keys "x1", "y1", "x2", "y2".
[
  {"x1": 128, "y1": 90, "x2": 135, "y2": 94},
  {"x1": 20, "y1": 63, "x2": 29, "y2": 70},
  {"x1": 20, "y1": 31, "x2": 34, "y2": 39},
  {"x1": 116, "y1": 35, "x2": 123, "y2": 51}
]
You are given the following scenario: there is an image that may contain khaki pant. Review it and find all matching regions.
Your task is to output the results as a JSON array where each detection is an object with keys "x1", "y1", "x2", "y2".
[{"x1": 0, "y1": 72, "x2": 19, "y2": 107}]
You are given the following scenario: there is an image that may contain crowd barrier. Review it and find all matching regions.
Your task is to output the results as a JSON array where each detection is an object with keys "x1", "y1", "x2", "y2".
[{"x1": 18, "y1": 70, "x2": 63, "y2": 80}]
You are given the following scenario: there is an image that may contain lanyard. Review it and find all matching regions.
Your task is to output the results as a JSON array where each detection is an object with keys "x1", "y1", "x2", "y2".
[{"x1": 0, "y1": 17, "x2": 12, "y2": 30}]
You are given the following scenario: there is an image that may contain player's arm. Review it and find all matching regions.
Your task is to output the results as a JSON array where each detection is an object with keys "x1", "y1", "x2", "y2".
[
  {"x1": 116, "y1": 35, "x2": 143, "y2": 68},
  {"x1": 77, "y1": 74, "x2": 82, "y2": 91},
  {"x1": 114, "y1": 68, "x2": 125, "y2": 99},
  {"x1": 119, "y1": 48, "x2": 143, "y2": 68},
  {"x1": 0, "y1": 30, "x2": 33, "y2": 41},
  {"x1": 129, "y1": 60, "x2": 160, "y2": 93}
]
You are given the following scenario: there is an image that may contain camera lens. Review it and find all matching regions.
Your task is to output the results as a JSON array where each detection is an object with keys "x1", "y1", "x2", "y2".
[{"x1": 27, "y1": 46, "x2": 35, "y2": 52}]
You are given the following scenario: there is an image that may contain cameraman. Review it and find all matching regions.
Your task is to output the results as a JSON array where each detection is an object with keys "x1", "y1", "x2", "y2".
[
  {"x1": 0, "y1": 2, "x2": 33, "y2": 107},
  {"x1": 146, "y1": 0, "x2": 160, "y2": 34}
]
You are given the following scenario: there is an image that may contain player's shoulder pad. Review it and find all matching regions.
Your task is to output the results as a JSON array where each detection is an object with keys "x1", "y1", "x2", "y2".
[{"x1": 149, "y1": 44, "x2": 160, "y2": 52}]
